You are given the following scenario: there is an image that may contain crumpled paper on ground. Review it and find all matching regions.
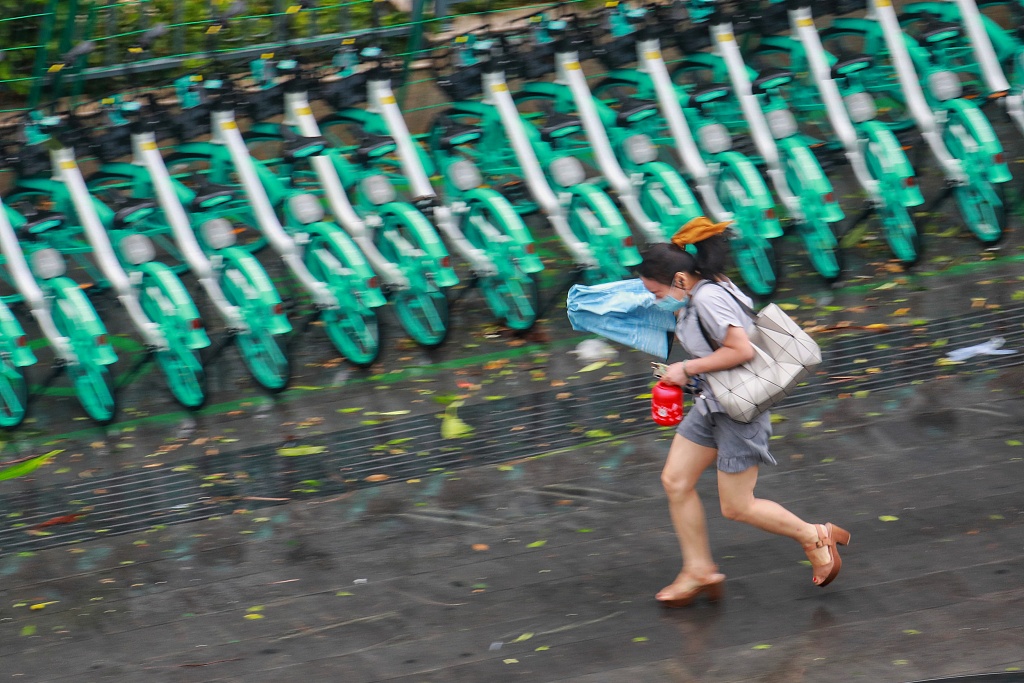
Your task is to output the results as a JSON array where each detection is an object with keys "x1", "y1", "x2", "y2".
[{"x1": 943, "y1": 336, "x2": 1017, "y2": 362}]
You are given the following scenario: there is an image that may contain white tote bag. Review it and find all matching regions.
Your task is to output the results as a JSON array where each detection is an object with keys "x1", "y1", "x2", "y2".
[{"x1": 694, "y1": 286, "x2": 821, "y2": 423}]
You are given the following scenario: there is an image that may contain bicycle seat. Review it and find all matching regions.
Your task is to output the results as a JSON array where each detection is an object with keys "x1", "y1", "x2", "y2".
[
  {"x1": 614, "y1": 97, "x2": 658, "y2": 127},
  {"x1": 831, "y1": 52, "x2": 872, "y2": 79},
  {"x1": 355, "y1": 133, "x2": 397, "y2": 162},
  {"x1": 190, "y1": 182, "x2": 234, "y2": 212},
  {"x1": 13, "y1": 205, "x2": 64, "y2": 236},
  {"x1": 689, "y1": 84, "x2": 731, "y2": 112},
  {"x1": 100, "y1": 190, "x2": 158, "y2": 228},
  {"x1": 284, "y1": 133, "x2": 328, "y2": 161},
  {"x1": 909, "y1": 15, "x2": 961, "y2": 44},
  {"x1": 539, "y1": 112, "x2": 581, "y2": 142},
  {"x1": 436, "y1": 120, "x2": 481, "y2": 149},
  {"x1": 752, "y1": 68, "x2": 793, "y2": 95}
]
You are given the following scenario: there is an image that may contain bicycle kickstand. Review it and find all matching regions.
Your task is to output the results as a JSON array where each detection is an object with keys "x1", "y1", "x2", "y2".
[
  {"x1": 200, "y1": 330, "x2": 240, "y2": 369},
  {"x1": 535, "y1": 266, "x2": 586, "y2": 321}
]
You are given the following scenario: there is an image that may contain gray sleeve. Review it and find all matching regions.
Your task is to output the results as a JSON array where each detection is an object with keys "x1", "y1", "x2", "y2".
[{"x1": 693, "y1": 287, "x2": 748, "y2": 346}]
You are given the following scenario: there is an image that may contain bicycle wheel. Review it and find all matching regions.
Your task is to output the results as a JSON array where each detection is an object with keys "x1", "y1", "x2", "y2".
[
  {"x1": 66, "y1": 361, "x2": 117, "y2": 425},
  {"x1": 944, "y1": 125, "x2": 1004, "y2": 244},
  {"x1": 863, "y1": 144, "x2": 922, "y2": 264},
  {"x1": 220, "y1": 267, "x2": 291, "y2": 393},
  {"x1": 49, "y1": 285, "x2": 118, "y2": 423},
  {"x1": 392, "y1": 287, "x2": 449, "y2": 348},
  {"x1": 954, "y1": 183, "x2": 1003, "y2": 244},
  {"x1": 306, "y1": 247, "x2": 382, "y2": 367},
  {"x1": 797, "y1": 207, "x2": 844, "y2": 282},
  {"x1": 780, "y1": 150, "x2": 843, "y2": 282},
  {"x1": 462, "y1": 198, "x2": 539, "y2": 331},
  {"x1": 0, "y1": 359, "x2": 28, "y2": 429},
  {"x1": 479, "y1": 271, "x2": 539, "y2": 331},
  {"x1": 139, "y1": 285, "x2": 207, "y2": 409},
  {"x1": 566, "y1": 192, "x2": 635, "y2": 285},
  {"x1": 718, "y1": 173, "x2": 778, "y2": 296}
]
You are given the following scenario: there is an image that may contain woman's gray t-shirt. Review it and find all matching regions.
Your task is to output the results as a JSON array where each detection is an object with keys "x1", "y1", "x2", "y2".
[{"x1": 674, "y1": 279, "x2": 754, "y2": 414}]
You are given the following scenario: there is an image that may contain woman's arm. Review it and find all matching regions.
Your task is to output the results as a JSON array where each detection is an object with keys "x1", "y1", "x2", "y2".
[{"x1": 661, "y1": 325, "x2": 754, "y2": 385}]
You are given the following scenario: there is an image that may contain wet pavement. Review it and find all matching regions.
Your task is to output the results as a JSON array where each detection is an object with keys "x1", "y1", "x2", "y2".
[
  {"x1": 0, "y1": 362, "x2": 1022, "y2": 682},
  {"x1": 2, "y1": 47, "x2": 1024, "y2": 683}
]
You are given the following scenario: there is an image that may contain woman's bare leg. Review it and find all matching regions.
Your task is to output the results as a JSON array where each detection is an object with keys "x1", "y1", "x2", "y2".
[
  {"x1": 658, "y1": 434, "x2": 721, "y2": 595},
  {"x1": 717, "y1": 466, "x2": 829, "y2": 566}
]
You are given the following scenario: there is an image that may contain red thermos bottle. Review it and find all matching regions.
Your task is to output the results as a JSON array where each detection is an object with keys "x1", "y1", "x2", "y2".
[{"x1": 651, "y1": 381, "x2": 684, "y2": 426}]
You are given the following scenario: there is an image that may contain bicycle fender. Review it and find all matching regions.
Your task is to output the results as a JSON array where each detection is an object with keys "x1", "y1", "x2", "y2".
[
  {"x1": 777, "y1": 137, "x2": 844, "y2": 223},
  {"x1": 568, "y1": 184, "x2": 642, "y2": 267},
  {"x1": 715, "y1": 152, "x2": 774, "y2": 211},
  {"x1": 858, "y1": 120, "x2": 924, "y2": 207},
  {"x1": 245, "y1": 121, "x2": 284, "y2": 140},
  {"x1": 135, "y1": 262, "x2": 211, "y2": 350},
  {"x1": 462, "y1": 187, "x2": 544, "y2": 273},
  {"x1": 942, "y1": 99, "x2": 1012, "y2": 184},
  {"x1": 165, "y1": 143, "x2": 235, "y2": 185},
  {"x1": 90, "y1": 162, "x2": 151, "y2": 185},
  {"x1": 50, "y1": 277, "x2": 118, "y2": 366},
  {"x1": 0, "y1": 301, "x2": 36, "y2": 367},
  {"x1": 304, "y1": 223, "x2": 387, "y2": 308},
  {"x1": 168, "y1": 142, "x2": 230, "y2": 164},
  {"x1": 12, "y1": 179, "x2": 72, "y2": 209},
  {"x1": 445, "y1": 101, "x2": 495, "y2": 120},
  {"x1": 378, "y1": 202, "x2": 460, "y2": 288},
  {"x1": 219, "y1": 247, "x2": 292, "y2": 334},
  {"x1": 714, "y1": 151, "x2": 783, "y2": 239},
  {"x1": 515, "y1": 81, "x2": 572, "y2": 108},
  {"x1": 642, "y1": 162, "x2": 703, "y2": 228},
  {"x1": 600, "y1": 71, "x2": 655, "y2": 94},
  {"x1": 829, "y1": 18, "x2": 882, "y2": 40},
  {"x1": 320, "y1": 108, "x2": 390, "y2": 136}
]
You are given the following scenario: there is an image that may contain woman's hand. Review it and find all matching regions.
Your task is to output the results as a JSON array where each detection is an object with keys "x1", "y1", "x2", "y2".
[{"x1": 661, "y1": 362, "x2": 690, "y2": 386}]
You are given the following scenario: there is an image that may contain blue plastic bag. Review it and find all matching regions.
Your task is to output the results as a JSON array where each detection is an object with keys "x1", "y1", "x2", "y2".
[{"x1": 567, "y1": 278, "x2": 678, "y2": 359}]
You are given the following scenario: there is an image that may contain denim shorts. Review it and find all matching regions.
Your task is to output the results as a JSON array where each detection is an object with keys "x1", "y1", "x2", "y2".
[{"x1": 676, "y1": 408, "x2": 777, "y2": 473}]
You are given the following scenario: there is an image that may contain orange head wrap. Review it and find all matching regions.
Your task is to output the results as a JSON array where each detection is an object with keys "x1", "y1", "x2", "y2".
[{"x1": 670, "y1": 216, "x2": 731, "y2": 249}]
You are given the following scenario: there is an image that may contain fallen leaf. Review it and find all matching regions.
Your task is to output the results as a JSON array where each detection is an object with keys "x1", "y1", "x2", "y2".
[
  {"x1": 879, "y1": 515, "x2": 899, "y2": 522},
  {"x1": 526, "y1": 540, "x2": 547, "y2": 548},
  {"x1": 0, "y1": 450, "x2": 62, "y2": 481},
  {"x1": 578, "y1": 361, "x2": 607, "y2": 373},
  {"x1": 472, "y1": 544, "x2": 490, "y2": 551},
  {"x1": 441, "y1": 401, "x2": 474, "y2": 439},
  {"x1": 891, "y1": 308, "x2": 910, "y2": 316},
  {"x1": 365, "y1": 474, "x2": 390, "y2": 482},
  {"x1": 277, "y1": 445, "x2": 327, "y2": 457}
]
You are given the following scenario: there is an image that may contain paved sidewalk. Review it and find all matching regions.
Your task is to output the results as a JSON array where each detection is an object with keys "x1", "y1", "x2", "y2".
[{"x1": 1, "y1": 365, "x2": 1022, "y2": 683}]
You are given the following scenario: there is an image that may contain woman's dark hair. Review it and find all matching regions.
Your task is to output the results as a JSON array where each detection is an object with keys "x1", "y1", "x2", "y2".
[{"x1": 636, "y1": 234, "x2": 729, "y2": 285}]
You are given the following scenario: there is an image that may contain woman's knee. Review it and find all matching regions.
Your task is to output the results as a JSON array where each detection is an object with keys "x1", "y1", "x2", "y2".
[
  {"x1": 661, "y1": 469, "x2": 699, "y2": 499},
  {"x1": 719, "y1": 497, "x2": 748, "y2": 521}
]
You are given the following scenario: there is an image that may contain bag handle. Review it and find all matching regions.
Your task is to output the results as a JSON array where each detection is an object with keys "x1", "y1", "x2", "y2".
[{"x1": 688, "y1": 280, "x2": 755, "y2": 352}]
